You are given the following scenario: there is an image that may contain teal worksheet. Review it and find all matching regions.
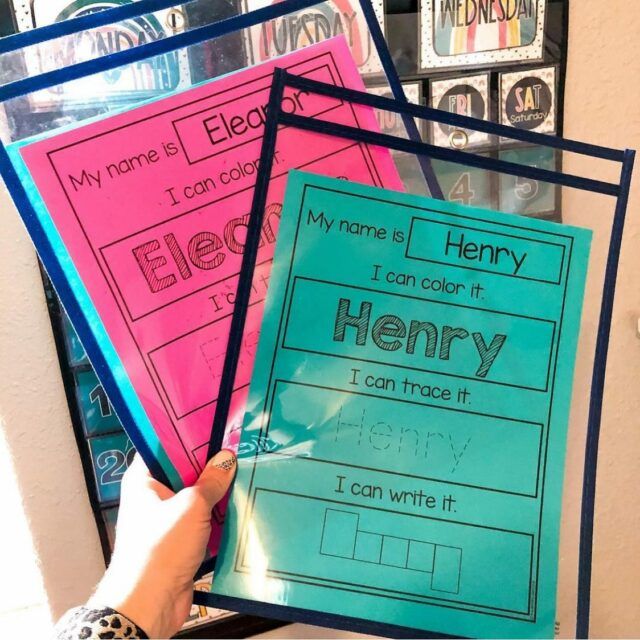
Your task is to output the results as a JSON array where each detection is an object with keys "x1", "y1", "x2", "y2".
[{"x1": 213, "y1": 171, "x2": 592, "y2": 638}]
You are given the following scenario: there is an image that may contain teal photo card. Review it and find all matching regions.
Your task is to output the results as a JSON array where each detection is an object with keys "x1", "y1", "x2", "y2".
[{"x1": 213, "y1": 170, "x2": 592, "y2": 638}]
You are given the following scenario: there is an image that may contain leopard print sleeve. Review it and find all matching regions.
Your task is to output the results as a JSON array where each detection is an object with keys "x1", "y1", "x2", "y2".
[{"x1": 54, "y1": 606, "x2": 149, "y2": 639}]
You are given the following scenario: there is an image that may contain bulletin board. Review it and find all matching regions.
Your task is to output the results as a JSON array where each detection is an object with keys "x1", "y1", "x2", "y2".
[{"x1": 386, "y1": 0, "x2": 567, "y2": 221}]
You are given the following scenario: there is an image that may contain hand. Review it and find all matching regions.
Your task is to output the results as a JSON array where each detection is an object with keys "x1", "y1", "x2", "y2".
[{"x1": 89, "y1": 450, "x2": 236, "y2": 638}]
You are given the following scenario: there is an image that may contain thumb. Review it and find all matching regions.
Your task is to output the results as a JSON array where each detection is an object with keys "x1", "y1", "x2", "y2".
[{"x1": 193, "y1": 449, "x2": 237, "y2": 510}]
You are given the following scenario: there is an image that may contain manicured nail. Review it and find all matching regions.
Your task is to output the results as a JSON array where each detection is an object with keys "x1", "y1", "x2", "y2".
[{"x1": 211, "y1": 449, "x2": 237, "y2": 473}]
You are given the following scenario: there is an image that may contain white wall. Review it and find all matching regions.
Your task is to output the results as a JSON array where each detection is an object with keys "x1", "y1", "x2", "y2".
[
  {"x1": 561, "y1": 2, "x2": 640, "y2": 637},
  {"x1": 0, "y1": 179, "x2": 105, "y2": 634}
]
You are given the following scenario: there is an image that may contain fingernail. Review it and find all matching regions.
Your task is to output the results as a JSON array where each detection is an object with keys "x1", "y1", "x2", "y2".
[{"x1": 210, "y1": 449, "x2": 237, "y2": 473}]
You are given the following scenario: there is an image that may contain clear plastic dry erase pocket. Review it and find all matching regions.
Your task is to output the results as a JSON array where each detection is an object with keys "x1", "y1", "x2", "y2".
[
  {"x1": 0, "y1": 0, "x2": 410, "y2": 499},
  {"x1": 204, "y1": 71, "x2": 635, "y2": 639}
]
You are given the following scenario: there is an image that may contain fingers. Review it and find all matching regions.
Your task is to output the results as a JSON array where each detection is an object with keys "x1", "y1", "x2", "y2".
[
  {"x1": 125, "y1": 452, "x2": 148, "y2": 478},
  {"x1": 122, "y1": 454, "x2": 175, "y2": 501},
  {"x1": 123, "y1": 451, "x2": 236, "y2": 513},
  {"x1": 192, "y1": 449, "x2": 237, "y2": 510}
]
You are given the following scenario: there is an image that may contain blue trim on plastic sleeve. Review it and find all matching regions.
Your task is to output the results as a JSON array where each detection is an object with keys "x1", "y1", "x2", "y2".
[
  {"x1": 193, "y1": 591, "x2": 462, "y2": 639},
  {"x1": 0, "y1": 0, "x2": 197, "y2": 54},
  {"x1": 278, "y1": 111, "x2": 620, "y2": 196},
  {"x1": 576, "y1": 149, "x2": 636, "y2": 638},
  {"x1": 207, "y1": 67, "x2": 286, "y2": 460},
  {"x1": 356, "y1": 0, "x2": 443, "y2": 199},
  {"x1": 0, "y1": 0, "x2": 325, "y2": 103}
]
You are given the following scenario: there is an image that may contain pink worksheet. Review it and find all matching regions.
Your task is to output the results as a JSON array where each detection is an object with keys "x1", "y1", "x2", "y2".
[{"x1": 19, "y1": 37, "x2": 402, "y2": 498}]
